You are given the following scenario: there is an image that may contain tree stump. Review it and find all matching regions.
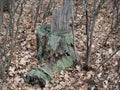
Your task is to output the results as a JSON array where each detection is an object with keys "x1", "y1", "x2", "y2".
[{"x1": 25, "y1": 0, "x2": 75, "y2": 87}]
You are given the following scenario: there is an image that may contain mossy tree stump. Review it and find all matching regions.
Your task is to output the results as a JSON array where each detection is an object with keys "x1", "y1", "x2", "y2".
[{"x1": 25, "y1": 0, "x2": 75, "y2": 87}]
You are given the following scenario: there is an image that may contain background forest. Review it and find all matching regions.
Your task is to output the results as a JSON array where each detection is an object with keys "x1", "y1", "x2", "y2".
[{"x1": 0, "y1": 0, "x2": 120, "y2": 90}]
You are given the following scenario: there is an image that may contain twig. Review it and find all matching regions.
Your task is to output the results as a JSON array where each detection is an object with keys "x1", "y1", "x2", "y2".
[
  {"x1": 71, "y1": 0, "x2": 80, "y2": 65},
  {"x1": 83, "y1": 0, "x2": 104, "y2": 69},
  {"x1": 83, "y1": 0, "x2": 89, "y2": 68},
  {"x1": 94, "y1": 47, "x2": 120, "y2": 82},
  {"x1": 34, "y1": 0, "x2": 42, "y2": 28}
]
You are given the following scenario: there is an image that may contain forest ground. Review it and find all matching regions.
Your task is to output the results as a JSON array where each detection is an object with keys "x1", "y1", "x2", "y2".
[{"x1": 0, "y1": 0, "x2": 119, "y2": 90}]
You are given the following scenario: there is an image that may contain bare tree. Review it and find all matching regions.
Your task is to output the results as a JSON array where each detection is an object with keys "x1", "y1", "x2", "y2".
[{"x1": 0, "y1": 0, "x2": 25, "y2": 82}]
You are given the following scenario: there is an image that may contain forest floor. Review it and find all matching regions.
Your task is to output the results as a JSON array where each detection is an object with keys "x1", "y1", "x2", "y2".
[{"x1": 0, "y1": 0, "x2": 120, "y2": 90}]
